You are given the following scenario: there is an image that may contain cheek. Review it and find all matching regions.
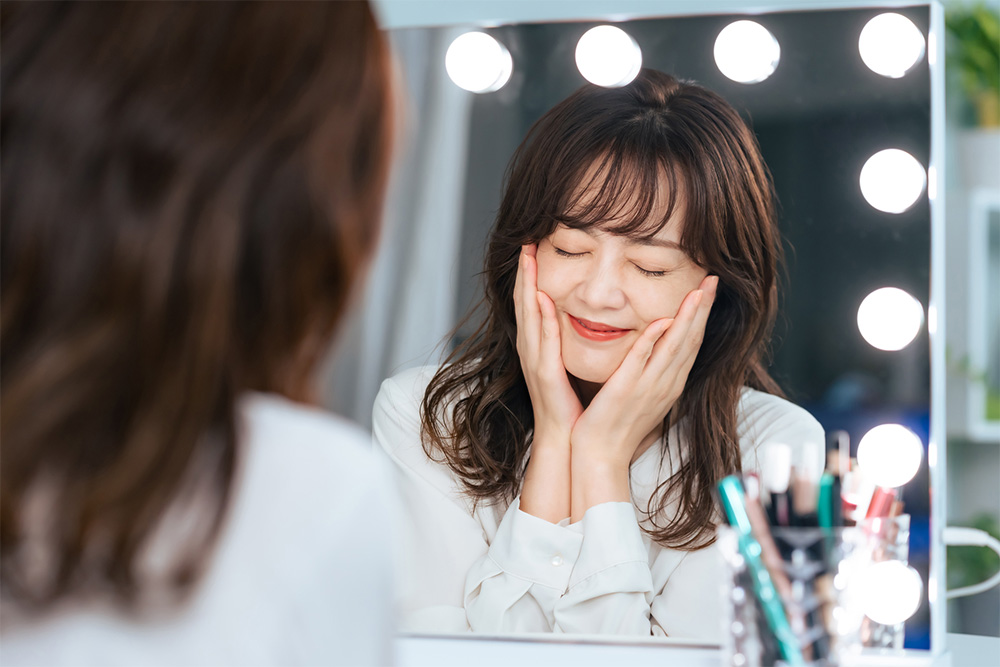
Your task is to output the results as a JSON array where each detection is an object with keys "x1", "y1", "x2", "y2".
[
  {"x1": 635, "y1": 287, "x2": 684, "y2": 322},
  {"x1": 535, "y1": 256, "x2": 569, "y2": 300},
  {"x1": 635, "y1": 271, "x2": 708, "y2": 321}
]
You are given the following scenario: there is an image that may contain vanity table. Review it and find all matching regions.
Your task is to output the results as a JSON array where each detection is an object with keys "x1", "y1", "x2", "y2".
[{"x1": 395, "y1": 633, "x2": 1000, "y2": 667}]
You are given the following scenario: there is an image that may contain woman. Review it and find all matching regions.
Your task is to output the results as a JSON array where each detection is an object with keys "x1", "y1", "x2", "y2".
[
  {"x1": 373, "y1": 69, "x2": 824, "y2": 637},
  {"x1": 1, "y1": 2, "x2": 395, "y2": 664}
]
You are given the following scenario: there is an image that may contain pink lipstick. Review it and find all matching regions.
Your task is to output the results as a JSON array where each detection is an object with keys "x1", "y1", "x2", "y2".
[{"x1": 569, "y1": 315, "x2": 630, "y2": 341}]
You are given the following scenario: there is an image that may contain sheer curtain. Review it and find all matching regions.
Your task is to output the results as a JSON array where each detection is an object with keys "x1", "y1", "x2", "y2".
[{"x1": 320, "y1": 27, "x2": 473, "y2": 427}]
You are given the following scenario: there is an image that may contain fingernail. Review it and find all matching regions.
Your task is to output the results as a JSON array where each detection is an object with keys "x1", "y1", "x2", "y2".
[
  {"x1": 693, "y1": 290, "x2": 704, "y2": 305},
  {"x1": 710, "y1": 275, "x2": 719, "y2": 289}
]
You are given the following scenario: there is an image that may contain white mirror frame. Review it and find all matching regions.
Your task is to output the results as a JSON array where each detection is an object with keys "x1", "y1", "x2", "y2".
[{"x1": 374, "y1": 0, "x2": 948, "y2": 655}]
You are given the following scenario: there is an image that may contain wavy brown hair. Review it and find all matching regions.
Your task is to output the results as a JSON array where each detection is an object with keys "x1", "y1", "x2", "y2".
[
  {"x1": 1, "y1": 1, "x2": 392, "y2": 611},
  {"x1": 422, "y1": 70, "x2": 782, "y2": 549}
]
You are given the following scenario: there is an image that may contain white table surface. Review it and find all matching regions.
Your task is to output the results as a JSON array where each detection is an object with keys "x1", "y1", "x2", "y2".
[{"x1": 395, "y1": 632, "x2": 1000, "y2": 666}]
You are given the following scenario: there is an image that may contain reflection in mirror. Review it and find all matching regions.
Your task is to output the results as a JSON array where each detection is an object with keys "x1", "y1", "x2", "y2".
[{"x1": 327, "y1": 1, "x2": 937, "y2": 653}]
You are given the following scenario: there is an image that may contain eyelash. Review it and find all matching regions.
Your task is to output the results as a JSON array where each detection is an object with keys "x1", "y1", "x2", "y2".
[{"x1": 553, "y1": 246, "x2": 668, "y2": 278}]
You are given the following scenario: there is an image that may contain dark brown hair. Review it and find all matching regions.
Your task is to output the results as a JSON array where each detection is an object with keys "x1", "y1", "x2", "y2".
[
  {"x1": 422, "y1": 70, "x2": 782, "y2": 549},
  {"x1": 1, "y1": 1, "x2": 392, "y2": 610}
]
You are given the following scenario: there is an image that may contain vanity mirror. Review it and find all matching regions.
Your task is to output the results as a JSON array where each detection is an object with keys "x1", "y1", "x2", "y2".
[{"x1": 353, "y1": 0, "x2": 945, "y2": 656}]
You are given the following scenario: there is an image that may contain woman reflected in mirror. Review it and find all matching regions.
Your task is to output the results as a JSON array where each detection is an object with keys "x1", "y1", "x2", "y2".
[{"x1": 374, "y1": 69, "x2": 824, "y2": 637}]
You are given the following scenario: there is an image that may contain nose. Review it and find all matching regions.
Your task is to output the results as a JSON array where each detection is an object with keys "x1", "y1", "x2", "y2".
[{"x1": 576, "y1": 260, "x2": 627, "y2": 311}]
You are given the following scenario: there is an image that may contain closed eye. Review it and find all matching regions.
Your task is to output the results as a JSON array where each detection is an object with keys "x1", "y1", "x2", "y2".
[
  {"x1": 553, "y1": 246, "x2": 586, "y2": 258},
  {"x1": 634, "y1": 263, "x2": 668, "y2": 277}
]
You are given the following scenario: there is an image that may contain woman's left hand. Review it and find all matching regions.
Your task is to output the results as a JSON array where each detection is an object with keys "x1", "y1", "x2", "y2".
[{"x1": 568, "y1": 274, "x2": 718, "y2": 517}]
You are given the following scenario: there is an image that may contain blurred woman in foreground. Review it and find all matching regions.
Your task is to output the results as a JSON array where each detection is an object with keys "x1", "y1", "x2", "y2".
[{"x1": 1, "y1": 2, "x2": 395, "y2": 664}]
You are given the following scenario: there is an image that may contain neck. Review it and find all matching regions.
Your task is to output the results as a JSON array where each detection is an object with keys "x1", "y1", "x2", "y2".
[{"x1": 569, "y1": 375, "x2": 602, "y2": 407}]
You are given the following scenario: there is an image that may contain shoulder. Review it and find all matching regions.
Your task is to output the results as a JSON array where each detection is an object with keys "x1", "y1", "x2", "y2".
[
  {"x1": 371, "y1": 364, "x2": 476, "y2": 508},
  {"x1": 373, "y1": 365, "x2": 440, "y2": 419},
  {"x1": 235, "y1": 393, "x2": 396, "y2": 570},
  {"x1": 239, "y1": 392, "x2": 388, "y2": 495},
  {"x1": 371, "y1": 364, "x2": 441, "y2": 457},
  {"x1": 242, "y1": 392, "x2": 372, "y2": 460},
  {"x1": 737, "y1": 389, "x2": 825, "y2": 477}
]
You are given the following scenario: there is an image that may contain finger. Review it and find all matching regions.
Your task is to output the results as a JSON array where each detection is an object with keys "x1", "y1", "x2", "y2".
[
  {"x1": 513, "y1": 251, "x2": 537, "y2": 355},
  {"x1": 684, "y1": 275, "x2": 718, "y2": 354},
  {"x1": 513, "y1": 245, "x2": 539, "y2": 302},
  {"x1": 662, "y1": 275, "x2": 717, "y2": 374},
  {"x1": 646, "y1": 288, "x2": 703, "y2": 369},
  {"x1": 520, "y1": 250, "x2": 542, "y2": 332},
  {"x1": 514, "y1": 249, "x2": 544, "y2": 363},
  {"x1": 537, "y1": 291, "x2": 559, "y2": 340},
  {"x1": 513, "y1": 250, "x2": 524, "y2": 310},
  {"x1": 536, "y1": 291, "x2": 565, "y2": 373},
  {"x1": 610, "y1": 317, "x2": 673, "y2": 382}
]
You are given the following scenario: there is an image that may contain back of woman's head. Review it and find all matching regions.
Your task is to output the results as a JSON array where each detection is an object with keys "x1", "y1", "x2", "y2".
[{"x1": 1, "y1": 1, "x2": 392, "y2": 610}]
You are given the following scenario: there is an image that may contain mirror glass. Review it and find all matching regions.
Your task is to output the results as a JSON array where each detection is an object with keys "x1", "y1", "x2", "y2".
[{"x1": 336, "y1": 0, "x2": 938, "y2": 651}]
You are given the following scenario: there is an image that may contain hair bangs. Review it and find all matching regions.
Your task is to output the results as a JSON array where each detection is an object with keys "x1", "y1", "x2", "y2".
[{"x1": 554, "y1": 143, "x2": 686, "y2": 244}]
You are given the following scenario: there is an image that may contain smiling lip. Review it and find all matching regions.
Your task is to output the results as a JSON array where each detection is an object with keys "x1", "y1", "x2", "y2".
[{"x1": 568, "y1": 315, "x2": 631, "y2": 341}]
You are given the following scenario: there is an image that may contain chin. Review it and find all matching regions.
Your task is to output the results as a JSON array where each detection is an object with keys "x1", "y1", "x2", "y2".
[{"x1": 562, "y1": 350, "x2": 618, "y2": 385}]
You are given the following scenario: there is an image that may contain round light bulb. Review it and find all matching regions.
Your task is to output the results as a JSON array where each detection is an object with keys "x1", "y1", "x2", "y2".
[
  {"x1": 859, "y1": 13, "x2": 926, "y2": 79},
  {"x1": 575, "y1": 25, "x2": 642, "y2": 88},
  {"x1": 857, "y1": 424, "x2": 923, "y2": 488},
  {"x1": 445, "y1": 32, "x2": 512, "y2": 93},
  {"x1": 714, "y1": 20, "x2": 781, "y2": 84},
  {"x1": 860, "y1": 148, "x2": 927, "y2": 214},
  {"x1": 857, "y1": 287, "x2": 924, "y2": 351},
  {"x1": 856, "y1": 561, "x2": 923, "y2": 625}
]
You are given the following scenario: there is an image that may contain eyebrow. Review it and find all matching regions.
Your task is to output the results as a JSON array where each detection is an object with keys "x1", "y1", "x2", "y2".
[
  {"x1": 625, "y1": 236, "x2": 685, "y2": 251},
  {"x1": 580, "y1": 228, "x2": 687, "y2": 252},
  {"x1": 572, "y1": 226, "x2": 685, "y2": 251}
]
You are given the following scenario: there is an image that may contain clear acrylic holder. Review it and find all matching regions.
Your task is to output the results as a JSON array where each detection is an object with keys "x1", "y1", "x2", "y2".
[{"x1": 718, "y1": 514, "x2": 913, "y2": 667}]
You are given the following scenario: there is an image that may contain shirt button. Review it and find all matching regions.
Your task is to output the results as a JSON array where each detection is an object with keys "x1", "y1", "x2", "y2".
[{"x1": 551, "y1": 554, "x2": 563, "y2": 567}]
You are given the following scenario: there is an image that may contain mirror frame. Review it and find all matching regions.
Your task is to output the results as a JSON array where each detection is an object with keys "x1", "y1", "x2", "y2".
[{"x1": 374, "y1": 0, "x2": 948, "y2": 654}]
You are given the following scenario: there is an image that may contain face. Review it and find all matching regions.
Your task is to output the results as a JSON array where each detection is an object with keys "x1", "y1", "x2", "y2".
[{"x1": 535, "y1": 212, "x2": 708, "y2": 386}]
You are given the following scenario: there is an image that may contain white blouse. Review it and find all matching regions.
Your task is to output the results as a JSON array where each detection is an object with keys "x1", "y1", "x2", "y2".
[
  {"x1": 2, "y1": 394, "x2": 397, "y2": 667},
  {"x1": 372, "y1": 365, "x2": 825, "y2": 640}
]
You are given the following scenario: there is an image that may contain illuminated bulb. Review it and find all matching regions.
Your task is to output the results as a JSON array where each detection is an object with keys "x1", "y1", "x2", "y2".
[
  {"x1": 857, "y1": 287, "x2": 924, "y2": 351},
  {"x1": 575, "y1": 25, "x2": 642, "y2": 87},
  {"x1": 445, "y1": 32, "x2": 512, "y2": 93},
  {"x1": 859, "y1": 13, "x2": 926, "y2": 79},
  {"x1": 714, "y1": 21, "x2": 780, "y2": 84},
  {"x1": 857, "y1": 424, "x2": 923, "y2": 488},
  {"x1": 855, "y1": 561, "x2": 923, "y2": 625},
  {"x1": 860, "y1": 148, "x2": 927, "y2": 213}
]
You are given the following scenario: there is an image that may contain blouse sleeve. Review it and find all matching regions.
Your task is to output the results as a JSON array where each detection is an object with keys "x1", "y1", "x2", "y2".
[
  {"x1": 737, "y1": 389, "x2": 827, "y2": 478},
  {"x1": 371, "y1": 369, "x2": 485, "y2": 632},
  {"x1": 465, "y1": 499, "x2": 653, "y2": 634},
  {"x1": 548, "y1": 501, "x2": 655, "y2": 634}
]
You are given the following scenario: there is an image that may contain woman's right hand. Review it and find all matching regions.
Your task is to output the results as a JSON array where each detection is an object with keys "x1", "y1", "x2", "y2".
[
  {"x1": 514, "y1": 244, "x2": 580, "y2": 523},
  {"x1": 513, "y1": 244, "x2": 583, "y2": 450}
]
